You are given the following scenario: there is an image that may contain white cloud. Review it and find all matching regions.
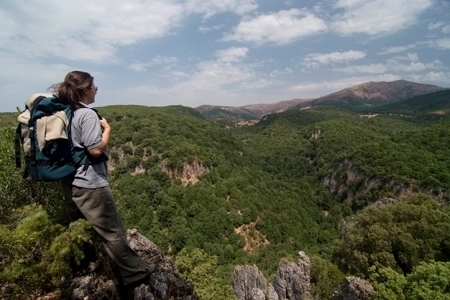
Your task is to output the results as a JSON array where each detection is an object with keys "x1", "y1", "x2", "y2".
[
  {"x1": 189, "y1": 60, "x2": 255, "y2": 88},
  {"x1": 198, "y1": 24, "x2": 224, "y2": 33},
  {"x1": 129, "y1": 63, "x2": 148, "y2": 72},
  {"x1": 435, "y1": 37, "x2": 450, "y2": 49},
  {"x1": 0, "y1": 0, "x2": 185, "y2": 63},
  {"x1": 428, "y1": 21, "x2": 445, "y2": 30},
  {"x1": 270, "y1": 68, "x2": 293, "y2": 78},
  {"x1": 442, "y1": 25, "x2": 450, "y2": 34},
  {"x1": 379, "y1": 44, "x2": 417, "y2": 55},
  {"x1": 0, "y1": 52, "x2": 95, "y2": 111},
  {"x1": 427, "y1": 21, "x2": 450, "y2": 33},
  {"x1": 215, "y1": 47, "x2": 249, "y2": 62},
  {"x1": 388, "y1": 61, "x2": 429, "y2": 72},
  {"x1": 129, "y1": 56, "x2": 178, "y2": 72},
  {"x1": 152, "y1": 56, "x2": 179, "y2": 65},
  {"x1": 128, "y1": 64, "x2": 259, "y2": 107},
  {"x1": 380, "y1": 38, "x2": 450, "y2": 54},
  {"x1": 184, "y1": 0, "x2": 258, "y2": 18},
  {"x1": 409, "y1": 72, "x2": 450, "y2": 84},
  {"x1": 223, "y1": 9, "x2": 327, "y2": 45},
  {"x1": 386, "y1": 53, "x2": 442, "y2": 72},
  {"x1": 334, "y1": 63, "x2": 387, "y2": 74},
  {"x1": 125, "y1": 52, "x2": 270, "y2": 107},
  {"x1": 332, "y1": 0, "x2": 433, "y2": 35},
  {"x1": 303, "y1": 50, "x2": 366, "y2": 68}
]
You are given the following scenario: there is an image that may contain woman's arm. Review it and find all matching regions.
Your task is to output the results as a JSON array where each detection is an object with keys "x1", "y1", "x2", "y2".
[{"x1": 88, "y1": 118, "x2": 111, "y2": 157}]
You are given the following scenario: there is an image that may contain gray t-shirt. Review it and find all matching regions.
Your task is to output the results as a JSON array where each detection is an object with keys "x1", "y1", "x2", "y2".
[{"x1": 71, "y1": 106, "x2": 109, "y2": 188}]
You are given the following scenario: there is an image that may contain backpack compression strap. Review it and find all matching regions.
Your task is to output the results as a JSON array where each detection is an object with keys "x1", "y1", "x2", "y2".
[
  {"x1": 15, "y1": 95, "x2": 47, "y2": 173},
  {"x1": 26, "y1": 96, "x2": 48, "y2": 178}
]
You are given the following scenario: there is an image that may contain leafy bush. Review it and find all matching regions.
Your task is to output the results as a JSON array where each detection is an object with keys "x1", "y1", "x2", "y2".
[
  {"x1": 0, "y1": 127, "x2": 65, "y2": 224},
  {"x1": 310, "y1": 255, "x2": 345, "y2": 299},
  {"x1": 370, "y1": 261, "x2": 450, "y2": 300},
  {"x1": 0, "y1": 205, "x2": 92, "y2": 296},
  {"x1": 332, "y1": 194, "x2": 450, "y2": 278},
  {"x1": 175, "y1": 248, "x2": 234, "y2": 300}
]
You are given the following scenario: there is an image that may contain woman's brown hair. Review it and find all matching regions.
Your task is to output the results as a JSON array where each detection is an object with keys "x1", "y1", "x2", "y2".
[{"x1": 49, "y1": 71, "x2": 94, "y2": 108}]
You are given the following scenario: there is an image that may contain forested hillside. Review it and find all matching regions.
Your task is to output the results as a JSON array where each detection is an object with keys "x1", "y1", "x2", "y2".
[
  {"x1": 364, "y1": 89, "x2": 450, "y2": 116},
  {"x1": 1, "y1": 92, "x2": 450, "y2": 299}
]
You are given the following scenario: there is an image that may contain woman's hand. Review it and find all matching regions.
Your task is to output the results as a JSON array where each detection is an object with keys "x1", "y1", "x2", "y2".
[{"x1": 99, "y1": 118, "x2": 111, "y2": 131}]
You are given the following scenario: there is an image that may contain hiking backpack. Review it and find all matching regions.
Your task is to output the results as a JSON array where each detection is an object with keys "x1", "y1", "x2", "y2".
[{"x1": 15, "y1": 93, "x2": 92, "y2": 181}]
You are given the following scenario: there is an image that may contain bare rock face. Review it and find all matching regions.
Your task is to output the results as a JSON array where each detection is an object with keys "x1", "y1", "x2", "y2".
[
  {"x1": 66, "y1": 229, "x2": 197, "y2": 300},
  {"x1": 233, "y1": 251, "x2": 374, "y2": 300},
  {"x1": 233, "y1": 265, "x2": 267, "y2": 300},
  {"x1": 251, "y1": 288, "x2": 266, "y2": 300},
  {"x1": 233, "y1": 251, "x2": 311, "y2": 300},
  {"x1": 331, "y1": 277, "x2": 374, "y2": 300},
  {"x1": 267, "y1": 285, "x2": 279, "y2": 300},
  {"x1": 273, "y1": 251, "x2": 311, "y2": 300},
  {"x1": 69, "y1": 273, "x2": 119, "y2": 299}
]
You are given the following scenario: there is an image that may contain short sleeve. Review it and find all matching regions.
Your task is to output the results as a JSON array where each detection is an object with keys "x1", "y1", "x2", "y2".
[{"x1": 79, "y1": 110, "x2": 103, "y2": 150}]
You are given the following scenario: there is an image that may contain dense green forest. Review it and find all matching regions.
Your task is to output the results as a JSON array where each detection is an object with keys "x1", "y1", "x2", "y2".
[{"x1": 1, "y1": 90, "x2": 450, "y2": 299}]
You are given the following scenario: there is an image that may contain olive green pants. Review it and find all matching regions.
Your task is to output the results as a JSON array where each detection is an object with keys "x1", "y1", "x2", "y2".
[{"x1": 61, "y1": 181, "x2": 149, "y2": 286}]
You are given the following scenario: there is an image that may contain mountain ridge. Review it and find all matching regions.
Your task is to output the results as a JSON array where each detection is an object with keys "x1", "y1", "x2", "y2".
[
  {"x1": 306, "y1": 79, "x2": 447, "y2": 109},
  {"x1": 195, "y1": 79, "x2": 448, "y2": 121}
]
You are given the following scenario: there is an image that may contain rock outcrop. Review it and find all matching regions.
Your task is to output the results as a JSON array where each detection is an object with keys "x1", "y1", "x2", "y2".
[
  {"x1": 67, "y1": 229, "x2": 197, "y2": 300},
  {"x1": 331, "y1": 277, "x2": 374, "y2": 300},
  {"x1": 273, "y1": 252, "x2": 311, "y2": 300},
  {"x1": 233, "y1": 251, "x2": 311, "y2": 300},
  {"x1": 233, "y1": 252, "x2": 374, "y2": 300},
  {"x1": 233, "y1": 265, "x2": 267, "y2": 300}
]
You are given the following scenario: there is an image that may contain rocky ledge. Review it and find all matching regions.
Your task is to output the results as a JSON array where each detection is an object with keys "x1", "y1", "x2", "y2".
[{"x1": 67, "y1": 229, "x2": 197, "y2": 300}]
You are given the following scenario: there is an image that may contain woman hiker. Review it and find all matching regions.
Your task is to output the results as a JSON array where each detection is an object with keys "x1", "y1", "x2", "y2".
[{"x1": 55, "y1": 70, "x2": 155, "y2": 290}]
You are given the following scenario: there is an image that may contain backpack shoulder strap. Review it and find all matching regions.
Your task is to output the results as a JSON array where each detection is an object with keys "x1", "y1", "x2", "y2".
[
  {"x1": 76, "y1": 106, "x2": 103, "y2": 120},
  {"x1": 72, "y1": 106, "x2": 108, "y2": 169}
]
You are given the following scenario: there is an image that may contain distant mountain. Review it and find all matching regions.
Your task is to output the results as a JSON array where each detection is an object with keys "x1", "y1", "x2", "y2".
[
  {"x1": 299, "y1": 80, "x2": 447, "y2": 111},
  {"x1": 195, "y1": 105, "x2": 259, "y2": 121},
  {"x1": 195, "y1": 80, "x2": 447, "y2": 123},
  {"x1": 241, "y1": 98, "x2": 311, "y2": 118},
  {"x1": 195, "y1": 98, "x2": 309, "y2": 122}
]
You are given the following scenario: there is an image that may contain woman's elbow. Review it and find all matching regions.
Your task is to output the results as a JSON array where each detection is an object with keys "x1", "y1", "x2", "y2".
[{"x1": 88, "y1": 148, "x2": 103, "y2": 157}]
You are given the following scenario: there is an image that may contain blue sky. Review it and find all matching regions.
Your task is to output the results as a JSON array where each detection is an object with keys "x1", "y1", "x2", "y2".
[{"x1": 1, "y1": 0, "x2": 449, "y2": 112}]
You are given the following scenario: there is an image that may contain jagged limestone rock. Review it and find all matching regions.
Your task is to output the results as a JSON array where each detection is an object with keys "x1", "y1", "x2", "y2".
[
  {"x1": 273, "y1": 251, "x2": 311, "y2": 300},
  {"x1": 233, "y1": 251, "x2": 374, "y2": 300},
  {"x1": 297, "y1": 251, "x2": 311, "y2": 287},
  {"x1": 233, "y1": 251, "x2": 311, "y2": 300},
  {"x1": 331, "y1": 276, "x2": 374, "y2": 300},
  {"x1": 251, "y1": 287, "x2": 266, "y2": 300},
  {"x1": 233, "y1": 265, "x2": 267, "y2": 300},
  {"x1": 66, "y1": 229, "x2": 197, "y2": 300},
  {"x1": 267, "y1": 284, "x2": 279, "y2": 300}
]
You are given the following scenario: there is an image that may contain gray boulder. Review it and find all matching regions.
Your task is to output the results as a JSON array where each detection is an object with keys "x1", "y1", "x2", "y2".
[{"x1": 331, "y1": 276, "x2": 374, "y2": 300}]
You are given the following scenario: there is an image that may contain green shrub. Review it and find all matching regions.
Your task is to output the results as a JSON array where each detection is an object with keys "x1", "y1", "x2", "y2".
[
  {"x1": 370, "y1": 261, "x2": 450, "y2": 300},
  {"x1": 332, "y1": 194, "x2": 450, "y2": 278},
  {"x1": 0, "y1": 205, "x2": 92, "y2": 294},
  {"x1": 0, "y1": 128, "x2": 65, "y2": 224},
  {"x1": 310, "y1": 255, "x2": 345, "y2": 299},
  {"x1": 175, "y1": 248, "x2": 234, "y2": 300}
]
